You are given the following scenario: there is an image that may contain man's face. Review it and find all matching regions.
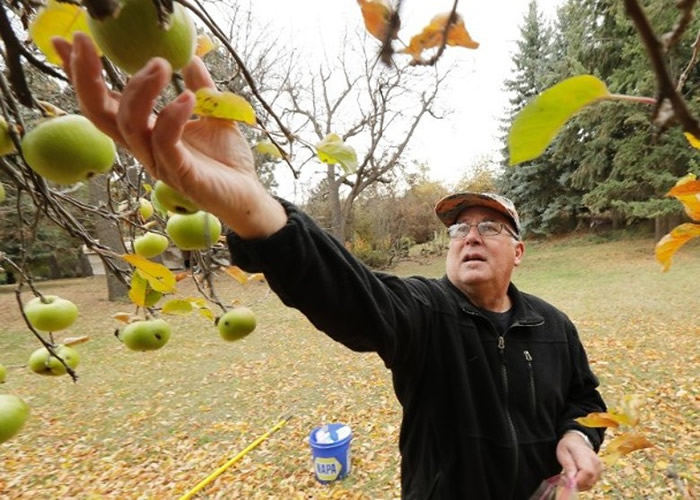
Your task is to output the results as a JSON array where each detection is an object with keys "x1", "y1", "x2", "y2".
[{"x1": 445, "y1": 206, "x2": 524, "y2": 292}]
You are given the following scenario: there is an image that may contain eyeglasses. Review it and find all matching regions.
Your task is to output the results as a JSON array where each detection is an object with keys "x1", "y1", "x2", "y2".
[{"x1": 448, "y1": 221, "x2": 519, "y2": 240}]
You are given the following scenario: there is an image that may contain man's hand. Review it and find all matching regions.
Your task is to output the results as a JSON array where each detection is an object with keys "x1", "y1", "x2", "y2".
[
  {"x1": 52, "y1": 33, "x2": 286, "y2": 239},
  {"x1": 556, "y1": 431, "x2": 603, "y2": 491}
]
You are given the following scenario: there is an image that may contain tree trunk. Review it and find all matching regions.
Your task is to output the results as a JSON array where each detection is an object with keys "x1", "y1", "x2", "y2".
[
  {"x1": 327, "y1": 164, "x2": 345, "y2": 242},
  {"x1": 88, "y1": 176, "x2": 129, "y2": 301},
  {"x1": 654, "y1": 213, "x2": 684, "y2": 242},
  {"x1": 78, "y1": 251, "x2": 94, "y2": 277},
  {"x1": 47, "y1": 255, "x2": 61, "y2": 279}
]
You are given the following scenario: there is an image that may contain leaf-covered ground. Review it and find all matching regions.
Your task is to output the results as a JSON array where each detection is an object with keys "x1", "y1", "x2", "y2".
[{"x1": 0, "y1": 234, "x2": 697, "y2": 499}]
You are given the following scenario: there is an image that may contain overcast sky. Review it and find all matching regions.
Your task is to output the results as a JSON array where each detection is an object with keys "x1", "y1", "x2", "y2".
[{"x1": 244, "y1": 0, "x2": 564, "y2": 199}]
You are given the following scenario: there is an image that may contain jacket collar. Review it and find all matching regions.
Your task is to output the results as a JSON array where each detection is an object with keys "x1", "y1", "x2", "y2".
[{"x1": 441, "y1": 276, "x2": 544, "y2": 326}]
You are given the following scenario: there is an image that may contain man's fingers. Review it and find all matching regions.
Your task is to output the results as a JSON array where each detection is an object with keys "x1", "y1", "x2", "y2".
[
  {"x1": 51, "y1": 37, "x2": 73, "y2": 80},
  {"x1": 556, "y1": 446, "x2": 577, "y2": 479},
  {"x1": 71, "y1": 33, "x2": 124, "y2": 143},
  {"x1": 182, "y1": 56, "x2": 216, "y2": 91},
  {"x1": 151, "y1": 90, "x2": 195, "y2": 183},
  {"x1": 116, "y1": 58, "x2": 172, "y2": 171}
]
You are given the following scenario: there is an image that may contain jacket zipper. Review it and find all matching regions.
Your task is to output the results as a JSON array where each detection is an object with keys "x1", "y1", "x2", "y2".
[
  {"x1": 463, "y1": 308, "x2": 542, "y2": 498},
  {"x1": 524, "y1": 350, "x2": 536, "y2": 415},
  {"x1": 497, "y1": 334, "x2": 518, "y2": 499}
]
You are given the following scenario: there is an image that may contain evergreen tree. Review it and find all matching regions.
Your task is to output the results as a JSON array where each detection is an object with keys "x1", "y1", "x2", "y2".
[
  {"x1": 545, "y1": 0, "x2": 699, "y2": 229},
  {"x1": 500, "y1": 1, "x2": 582, "y2": 236}
]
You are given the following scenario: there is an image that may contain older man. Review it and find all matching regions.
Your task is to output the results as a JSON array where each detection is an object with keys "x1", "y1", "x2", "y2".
[{"x1": 55, "y1": 33, "x2": 605, "y2": 498}]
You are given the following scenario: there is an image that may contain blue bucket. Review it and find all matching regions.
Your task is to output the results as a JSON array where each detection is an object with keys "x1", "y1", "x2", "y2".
[{"x1": 309, "y1": 423, "x2": 352, "y2": 483}]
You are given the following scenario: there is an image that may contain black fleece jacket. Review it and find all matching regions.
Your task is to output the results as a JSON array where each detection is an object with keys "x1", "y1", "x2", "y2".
[{"x1": 227, "y1": 200, "x2": 606, "y2": 499}]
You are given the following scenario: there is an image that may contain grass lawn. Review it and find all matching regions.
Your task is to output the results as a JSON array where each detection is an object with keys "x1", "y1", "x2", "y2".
[{"x1": 0, "y1": 233, "x2": 698, "y2": 499}]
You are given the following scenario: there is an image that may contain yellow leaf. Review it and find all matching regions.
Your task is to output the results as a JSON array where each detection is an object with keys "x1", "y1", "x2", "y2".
[
  {"x1": 29, "y1": 0, "x2": 101, "y2": 65},
  {"x1": 128, "y1": 272, "x2": 148, "y2": 307},
  {"x1": 35, "y1": 100, "x2": 67, "y2": 117},
  {"x1": 162, "y1": 299, "x2": 193, "y2": 315},
  {"x1": 248, "y1": 273, "x2": 265, "y2": 282},
  {"x1": 194, "y1": 88, "x2": 256, "y2": 125},
  {"x1": 666, "y1": 174, "x2": 700, "y2": 221},
  {"x1": 186, "y1": 297, "x2": 207, "y2": 307},
  {"x1": 357, "y1": 0, "x2": 395, "y2": 41},
  {"x1": 401, "y1": 12, "x2": 479, "y2": 61},
  {"x1": 199, "y1": 307, "x2": 215, "y2": 322},
  {"x1": 655, "y1": 460, "x2": 669, "y2": 471},
  {"x1": 122, "y1": 254, "x2": 176, "y2": 293},
  {"x1": 255, "y1": 140, "x2": 284, "y2": 159},
  {"x1": 620, "y1": 394, "x2": 643, "y2": 424},
  {"x1": 225, "y1": 266, "x2": 249, "y2": 285},
  {"x1": 112, "y1": 312, "x2": 134, "y2": 324},
  {"x1": 684, "y1": 132, "x2": 700, "y2": 149},
  {"x1": 602, "y1": 433, "x2": 653, "y2": 465},
  {"x1": 654, "y1": 222, "x2": 700, "y2": 271},
  {"x1": 196, "y1": 33, "x2": 216, "y2": 58},
  {"x1": 575, "y1": 411, "x2": 635, "y2": 428},
  {"x1": 63, "y1": 335, "x2": 90, "y2": 346},
  {"x1": 143, "y1": 183, "x2": 153, "y2": 194}
]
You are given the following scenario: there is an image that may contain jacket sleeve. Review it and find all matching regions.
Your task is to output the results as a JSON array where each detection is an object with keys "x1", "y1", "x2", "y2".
[
  {"x1": 557, "y1": 323, "x2": 607, "y2": 452},
  {"x1": 226, "y1": 199, "x2": 428, "y2": 369}
]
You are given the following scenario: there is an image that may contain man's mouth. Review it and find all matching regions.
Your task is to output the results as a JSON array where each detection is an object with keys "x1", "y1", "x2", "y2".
[{"x1": 462, "y1": 254, "x2": 486, "y2": 263}]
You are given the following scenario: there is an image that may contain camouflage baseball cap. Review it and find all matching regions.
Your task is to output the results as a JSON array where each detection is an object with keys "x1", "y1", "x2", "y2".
[{"x1": 434, "y1": 192, "x2": 521, "y2": 236}]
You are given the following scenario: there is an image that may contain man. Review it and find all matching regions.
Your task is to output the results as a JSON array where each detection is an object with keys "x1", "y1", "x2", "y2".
[{"x1": 54, "y1": 33, "x2": 605, "y2": 498}]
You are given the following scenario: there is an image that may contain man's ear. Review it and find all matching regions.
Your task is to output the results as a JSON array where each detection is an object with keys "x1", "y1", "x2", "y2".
[{"x1": 513, "y1": 241, "x2": 525, "y2": 267}]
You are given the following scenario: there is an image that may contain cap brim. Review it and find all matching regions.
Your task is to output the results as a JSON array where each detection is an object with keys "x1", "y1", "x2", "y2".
[{"x1": 434, "y1": 193, "x2": 518, "y2": 231}]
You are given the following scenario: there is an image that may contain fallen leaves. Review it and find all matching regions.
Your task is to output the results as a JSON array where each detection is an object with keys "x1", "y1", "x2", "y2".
[{"x1": 0, "y1": 240, "x2": 698, "y2": 498}]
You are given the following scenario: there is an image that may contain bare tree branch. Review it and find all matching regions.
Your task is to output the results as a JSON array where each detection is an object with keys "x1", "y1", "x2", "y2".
[{"x1": 623, "y1": 0, "x2": 700, "y2": 137}]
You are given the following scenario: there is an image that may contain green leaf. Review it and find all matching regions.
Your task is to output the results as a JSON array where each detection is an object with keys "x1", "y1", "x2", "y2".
[
  {"x1": 316, "y1": 133, "x2": 358, "y2": 174},
  {"x1": 162, "y1": 299, "x2": 193, "y2": 315},
  {"x1": 255, "y1": 140, "x2": 283, "y2": 159},
  {"x1": 194, "y1": 88, "x2": 256, "y2": 125},
  {"x1": 508, "y1": 75, "x2": 610, "y2": 166},
  {"x1": 122, "y1": 254, "x2": 176, "y2": 293}
]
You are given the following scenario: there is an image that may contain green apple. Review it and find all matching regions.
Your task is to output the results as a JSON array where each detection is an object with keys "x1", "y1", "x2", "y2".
[
  {"x1": 150, "y1": 189, "x2": 169, "y2": 217},
  {"x1": 133, "y1": 232, "x2": 169, "y2": 258},
  {"x1": 0, "y1": 394, "x2": 29, "y2": 444},
  {"x1": 24, "y1": 295, "x2": 78, "y2": 332},
  {"x1": 28, "y1": 345, "x2": 80, "y2": 376},
  {"x1": 119, "y1": 319, "x2": 171, "y2": 351},
  {"x1": 0, "y1": 116, "x2": 16, "y2": 156},
  {"x1": 138, "y1": 198, "x2": 154, "y2": 220},
  {"x1": 21, "y1": 115, "x2": 116, "y2": 185},
  {"x1": 0, "y1": 363, "x2": 6, "y2": 383},
  {"x1": 87, "y1": 0, "x2": 196, "y2": 75},
  {"x1": 217, "y1": 307, "x2": 256, "y2": 341},
  {"x1": 153, "y1": 180, "x2": 199, "y2": 214},
  {"x1": 0, "y1": 182, "x2": 5, "y2": 203},
  {"x1": 166, "y1": 211, "x2": 222, "y2": 250}
]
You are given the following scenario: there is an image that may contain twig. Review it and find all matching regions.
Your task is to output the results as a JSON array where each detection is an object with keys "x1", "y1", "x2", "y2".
[
  {"x1": 379, "y1": 0, "x2": 404, "y2": 66},
  {"x1": 0, "y1": 255, "x2": 78, "y2": 382},
  {"x1": 677, "y1": 29, "x2": 700, "y2": 92},
  {"x1": 178, "y1": 0, "x2": 294, "y2": 143},
  {"x1": 662, "y1": 0, "x2": 697, "y2": 51},
  {"x1": 665, "y1": 464, "x2": 692, "y2": 499},
  {"x1": 623, "y1": 0, "x2": 700, "y2": 136},
  {"x1": 410, "y1": 0, "x2": 460, "y2": 67},
  {"x1": 0, "y1": 3, "x2": 32, "y2": 106}
]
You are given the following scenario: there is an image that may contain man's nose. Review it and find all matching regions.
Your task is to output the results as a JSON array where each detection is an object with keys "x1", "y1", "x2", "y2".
[{"x1": 461, "y1": 224, "x2": 483, "y2": 243}]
